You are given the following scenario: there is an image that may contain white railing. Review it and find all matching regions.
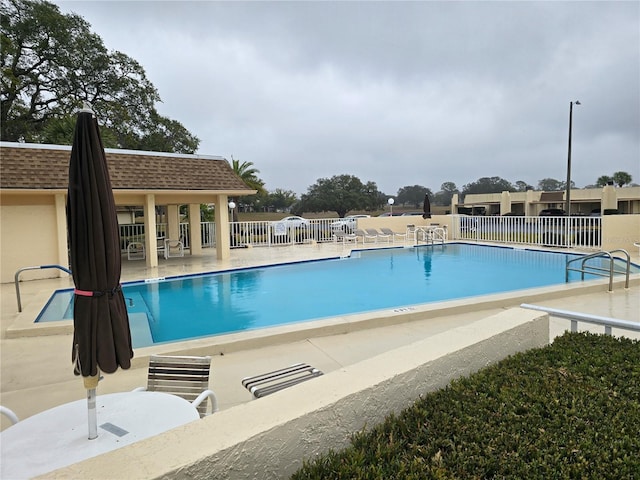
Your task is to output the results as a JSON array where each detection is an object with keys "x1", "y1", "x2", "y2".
[
  {"x1": 451, "y1": 215, "x2": 601, "y2": 249},
  {"x1": 521, "y1": 304, "x2": 640, "y2": 336},
  {"x1": 118, "y1": 214, "x2": 603, "y2": 253},
  {"x1": 229, "y1": 218, "x2": 339, "y2": 248},
  {"x1": 118, "y1": 219, "x2": 345, "y2": 252}
]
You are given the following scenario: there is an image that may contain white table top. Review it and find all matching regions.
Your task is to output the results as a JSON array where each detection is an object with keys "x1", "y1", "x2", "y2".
[{"x1": 1, "y1": 391, "x2": 199, "y2": 479}]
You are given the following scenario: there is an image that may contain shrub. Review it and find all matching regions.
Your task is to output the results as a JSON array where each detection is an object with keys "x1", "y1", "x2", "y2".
[{"x1": 292, "y1": 332, "x2": 640, "y2": 479}]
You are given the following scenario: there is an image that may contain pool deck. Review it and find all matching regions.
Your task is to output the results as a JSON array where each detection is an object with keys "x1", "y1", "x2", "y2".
[{"x1": 1, "y1": 241, "x2": 639, "y2": 432}]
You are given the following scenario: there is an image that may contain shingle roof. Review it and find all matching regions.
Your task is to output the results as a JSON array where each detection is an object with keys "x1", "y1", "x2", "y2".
[{"x1": 0, "y1": 143, "x2": 254, "y2": 192}]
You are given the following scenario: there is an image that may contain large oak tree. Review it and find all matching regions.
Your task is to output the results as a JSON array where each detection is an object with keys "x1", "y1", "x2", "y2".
[{"x1": 1, "y1": 0, "x2": 198, "y2": 152}]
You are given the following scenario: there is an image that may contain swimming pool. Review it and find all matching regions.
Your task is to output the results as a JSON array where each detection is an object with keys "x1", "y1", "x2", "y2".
[{"x1": 36, "y1": 244, "x2": 636, "y2": 347}]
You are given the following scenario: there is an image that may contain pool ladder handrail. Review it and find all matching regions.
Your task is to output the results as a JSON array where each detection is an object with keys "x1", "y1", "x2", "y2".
[
  {"x1": 14, "y1": 265, "x2": 72, "y2": 313},
  {"x1": 565, "y1": 249, "x2": 630, "y2": 292},
  {"x1": 413, "y1": 226, "x2": 446, "y2": 246}
]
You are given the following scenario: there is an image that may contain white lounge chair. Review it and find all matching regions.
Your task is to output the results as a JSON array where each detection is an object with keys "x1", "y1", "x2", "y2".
[
  {"x1": 134, "y1": 355, "x2": 218, "y2": 417},
  {"x1": 380, "y1": 227, "x2": 407, "y2": 242},
  {"x1": 355, "y1": 229, "x2": 377, "y2": 244},
  {"x1": 333, "y1": 231, "x2": 357, "y2": 245},
  {"x1": 366, "y1": 228, "x2": 391, "y2": 243}
]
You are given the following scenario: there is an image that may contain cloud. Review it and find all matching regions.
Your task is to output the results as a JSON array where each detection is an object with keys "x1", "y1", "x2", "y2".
[{"x1": 56, "y1": 0, "x2": 639, "y2": 195}]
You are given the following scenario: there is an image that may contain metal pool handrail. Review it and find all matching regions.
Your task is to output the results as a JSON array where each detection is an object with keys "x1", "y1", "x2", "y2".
[
  {"x1": 14, "y1": 265, "x2": 72, "y2": 312},
  {"x1": 565, "y1": 249, "x2": 630, "y2": 291}
]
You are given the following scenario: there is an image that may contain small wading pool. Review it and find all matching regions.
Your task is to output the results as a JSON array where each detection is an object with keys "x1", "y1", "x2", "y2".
[{"x1": 36, "y1": 244, "x2": 637, "y2": 347}]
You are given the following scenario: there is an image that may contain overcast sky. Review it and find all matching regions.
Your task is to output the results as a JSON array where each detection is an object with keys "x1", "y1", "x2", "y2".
[{"x1": 55, "y1": 1, "x2": 639, "y2": 196}]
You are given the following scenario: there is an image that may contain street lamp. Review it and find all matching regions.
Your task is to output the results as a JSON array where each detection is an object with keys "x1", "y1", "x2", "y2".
[
  {"x1": 388, "y1": 198, "x2": 394, "y2": 216},
  {"x1": 228, "y1": 201, "x2": 236, "y2": 222},
  {"x1": 565, "y1": 100, "x2": 581, "y2": 216}
]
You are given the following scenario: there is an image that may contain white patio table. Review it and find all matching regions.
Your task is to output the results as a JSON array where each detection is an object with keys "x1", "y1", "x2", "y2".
[{"x1": 0, "y1": 390, "x2": 199, "y2": 479}]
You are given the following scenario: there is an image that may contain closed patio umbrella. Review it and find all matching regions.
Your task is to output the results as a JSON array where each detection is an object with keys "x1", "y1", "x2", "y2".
[
  {"x1": 67, "y1": 105, "x2": 133, "y2": 439},
  {"x1": 422, "y1": 193, "x2": 432, "y2": 219}
]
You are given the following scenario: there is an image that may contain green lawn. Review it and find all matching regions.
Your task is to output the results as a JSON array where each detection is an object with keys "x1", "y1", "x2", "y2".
[{"x1": 291, "y1": 332, "x2": 640, "y2": 479}]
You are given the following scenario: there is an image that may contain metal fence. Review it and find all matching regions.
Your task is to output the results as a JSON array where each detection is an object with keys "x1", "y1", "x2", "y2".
[
  {"x1": 118, "y1": 215, "x2": 602, "y2": 253},
  {"x1": 118, "y1": 218, "x2": 344, "y2": 252},
  {"x1": 451, "y1": 215, "x2": 601, "y2": 249}
]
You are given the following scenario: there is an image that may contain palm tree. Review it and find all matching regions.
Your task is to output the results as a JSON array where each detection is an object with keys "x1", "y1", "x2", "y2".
[
  {"x1": 230, "y1": 156, "x2": 266, "y2": 220},
  {"x1": 231, "y1": 156, "x2": 266, "y2": 194}
]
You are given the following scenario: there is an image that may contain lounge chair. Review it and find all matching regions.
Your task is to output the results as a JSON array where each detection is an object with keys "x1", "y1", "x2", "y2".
[
  {"x1": 380, "y1": 227, "x2": 407, "y2": 242},
  {"x1": 242, "y1": 363, "x2": 323, "y2": 398},
  {"x1": 134, "y1": 355, "x2": 218, "y2": 417},
  {"x1": 366, "y1": 228, "x2": 391, "y2": 243},
  {"x1": 355, "y1": 229, "x2": 377, "y2": 244},
  {"x1": 333, "y1": 230, "x2": 357, "y2": 245}
]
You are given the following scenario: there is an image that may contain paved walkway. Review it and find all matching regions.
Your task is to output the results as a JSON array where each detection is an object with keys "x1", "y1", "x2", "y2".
[{"x1": 2, "y1": 242, "x2": 639, "y2": 431}]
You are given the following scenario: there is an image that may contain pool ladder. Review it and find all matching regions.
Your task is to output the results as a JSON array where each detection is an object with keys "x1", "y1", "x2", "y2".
[
  {"x1": 14, "y1": 265, "x2": 72, "y2": 312},
  {"x1": 565, "y1": 249, "x2": 630, "y2": 292}
]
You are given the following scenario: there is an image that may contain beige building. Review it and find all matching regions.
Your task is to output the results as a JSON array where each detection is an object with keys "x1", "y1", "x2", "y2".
[
  {"x1": 0, "y1": 142, "x2": 255, "y2": 283},
  {"x1": 452, "y1": 186, "x2": 640, "y2": 217}
]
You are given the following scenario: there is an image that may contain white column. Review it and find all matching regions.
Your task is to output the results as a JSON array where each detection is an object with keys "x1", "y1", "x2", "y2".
[
  {"x1": 214, "y1": 194, "x2": 231, "y2": 260},
  {"x1": 144, "y1": 194, "x2": 158, "y2": 268},
  {"x1": 500, "y1": 191, "x2": 511, "y2": 215},
  {"x1": 188, "y1": 203, "x2": 202, "y2": 255}
]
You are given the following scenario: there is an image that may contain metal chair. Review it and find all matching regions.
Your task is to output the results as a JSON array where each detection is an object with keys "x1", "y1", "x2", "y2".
[
  {"x1": 134, "y1": 355, "x2": 218, "y2": 417},
  {"x1": 1, "y1": 405, "x2": 19, "y2": 425}
]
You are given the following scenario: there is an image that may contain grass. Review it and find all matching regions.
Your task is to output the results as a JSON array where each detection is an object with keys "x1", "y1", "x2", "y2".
[{"x1": 291, "y1": 332, "x2": 640, "y2": 479}]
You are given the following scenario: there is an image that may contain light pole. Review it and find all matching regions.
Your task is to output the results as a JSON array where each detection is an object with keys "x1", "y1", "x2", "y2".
[
  {"x1": 388, "y1": 198, "x2": 394, "y2": 216},
  {"x1": 565, "y1": 100, "x2": 580, "y2": 216},
  {"x1": 228, "y1": 201, "x2": 236, "y2": 222}
]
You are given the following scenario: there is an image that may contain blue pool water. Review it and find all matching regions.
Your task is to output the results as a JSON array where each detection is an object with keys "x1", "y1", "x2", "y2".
[{"x1": 36, "y1": 244, "x2": 636, "y2": 347}]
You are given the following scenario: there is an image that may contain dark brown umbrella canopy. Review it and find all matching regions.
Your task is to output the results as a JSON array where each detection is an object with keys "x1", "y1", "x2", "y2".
[
  {"x1": 67, "y1": 111, "x2": 133, "y2": 379},
  {"x1": 422, "y1": 193, "x2": 432, "y2": 219}
]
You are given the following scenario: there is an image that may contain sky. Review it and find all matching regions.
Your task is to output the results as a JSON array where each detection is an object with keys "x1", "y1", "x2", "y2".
[{"x1": 55, "y1": 1, "x2": 640, "y2": 196}]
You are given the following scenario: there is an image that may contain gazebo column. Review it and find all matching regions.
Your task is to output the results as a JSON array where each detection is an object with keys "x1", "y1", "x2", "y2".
[
  {"x1": 214, "y1": 194, "x2": 231, "y2": 260},
  {"x1": 166, "y1": 204, "x2": 181, "y2": 242},
  {"x1": 188, "y1": 203, "x2": 202, "y2": 255},
  {"x1": 144, "y1": 194, "x2": 159, "y2": 268},
  {"x1": 55, "y1": 193, "x2": 70, "y2": 276}
]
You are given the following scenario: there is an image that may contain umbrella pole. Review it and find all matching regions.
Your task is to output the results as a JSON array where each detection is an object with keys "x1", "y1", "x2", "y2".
[{"x1": 87, "y1": 387, "x2": 98, "y2": 439}]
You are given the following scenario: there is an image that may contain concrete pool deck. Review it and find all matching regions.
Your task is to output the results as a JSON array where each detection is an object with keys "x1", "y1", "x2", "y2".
[{"x1": 2, "y1": 241, "x2": 639, "y2": 437}]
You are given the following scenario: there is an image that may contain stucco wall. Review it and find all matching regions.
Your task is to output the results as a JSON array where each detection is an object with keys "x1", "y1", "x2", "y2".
[
  {"x1": 0, "y1": 204, "x2": 67, "y2": 283},
  {"x1": 601, "y1": 214, "x2": 640, "y2": 253},
  {"x1": 46, "y1": 308, "x2": 548, "y2": 480}
]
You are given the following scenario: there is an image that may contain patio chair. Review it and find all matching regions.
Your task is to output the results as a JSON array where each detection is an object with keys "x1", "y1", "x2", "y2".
[
  {"x1": 242, "y1": 363, "x2": 323, "y2": 398},
  {"x1": 380, "y1": 227, "x2": 407, "y2": 242},
  {"x1": 355, "y1": 229, "x2": 377, "y2": 244},
  {"x1": 1, "y1": 405, "x2": 19, "y2": 425},
  {"x1": 366, "y1": 228, "x2": 391, "y2": 243},
  {"x1": 333, "y1": 230, "x2": 357, "y2": 245},
  {"x1": 134, "y1": 355, "x2": 218, "y2": 417},
  {"x1": 126, "y1": 241, "x2": 146, "y2": 260},
  {"x1": 164, "y1": 238, "x2": 184, "y2": 259}
]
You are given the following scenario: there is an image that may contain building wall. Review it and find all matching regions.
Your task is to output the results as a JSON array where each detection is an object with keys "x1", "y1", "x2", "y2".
[
  {"x1": 601, "y1": 215, "x2": 640, "y2": 253},
  {"x1": 0, "y1": 203, "x2": 66, "y2": 283}
]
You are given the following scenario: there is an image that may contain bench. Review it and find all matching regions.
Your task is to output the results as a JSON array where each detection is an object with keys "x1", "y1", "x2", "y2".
[{"x1": 241, "y1": 363, "x2": 323, "y2": 398}]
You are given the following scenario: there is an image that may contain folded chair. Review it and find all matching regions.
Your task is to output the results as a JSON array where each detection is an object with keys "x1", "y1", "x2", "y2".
[
  {"x1": 242, "y1": 363, "x2": 323, "y2": 398},
  {"x1": 134, "y1": 355, "x2": 218, "y2": 417}
]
